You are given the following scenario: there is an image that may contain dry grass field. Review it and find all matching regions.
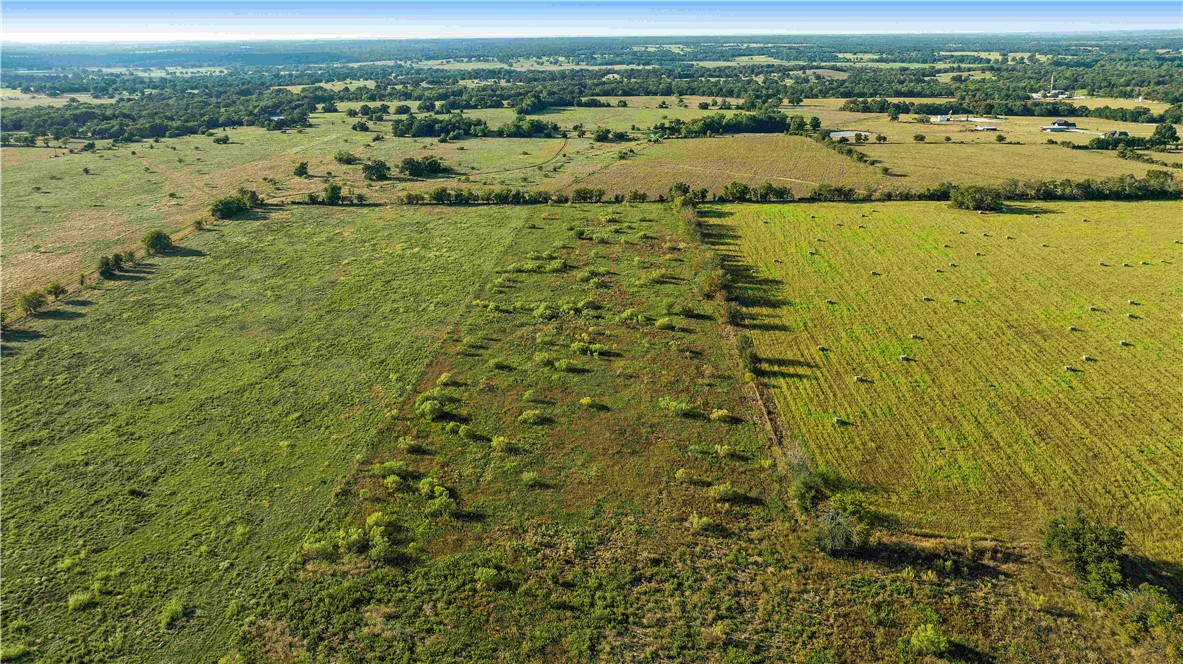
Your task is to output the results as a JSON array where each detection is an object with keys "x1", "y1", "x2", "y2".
[
  {"x1": 711, "y1": 200, "x2": 1183, "y2": 562},
  {"x1": 0, "y1": 88, "x2": 116, "y2": 108}
]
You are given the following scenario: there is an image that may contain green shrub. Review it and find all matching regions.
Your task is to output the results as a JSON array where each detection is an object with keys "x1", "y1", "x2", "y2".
[
  {"x1": 709, "y1": 409, "x2": 733, "y2": 423},
  {"x1": 141, "y1": 229, "x2": 172, "y2": 255},
  {"x1": 15, "y1": 290, "x2": 48, "y2": 316},
  {"x1": 158, "y1": 598, "x2": 185, "y2": 629},
  {"x1": 517, "y1": 410, "x2": 545, "y2": 425},
  {"x1": 1115, "y1": 583, "x2": 1178, "y2": 643},
  {"x1": 67, "y1": 591, "x2": 95, "y2": 611},
  {"x1": 521, "y1": 471, "x2": 543, "y2": 488},
  {"x1": 655, "y1": 317, "x2": 676, "y2": 330},
  {"x1": 709, "y1": 482, "x2": 743, "y2": 503},
  {"x1": 337, "y1": 526, "x2": 367, "y2": 553},
  {"x1": 811, "y1": 493, "x2": 874, "y2": 554},
  {"x1": 490, "y1": 436, "x2": 517, "y2": 454},
  {"x1": 97, "y1": 255, "x2": 115, "y2": 278},
  {"x1": 736, "y1": 333, "x2": 758, "y2": 374},
  {"x1": 415, "y1": 399, "x2": 445, "y2": 420},
  {"x1": 302, "y1": 539, "x2": 335, "y2": 560},
  {"x1": 45, "y1": 281, "x2": 68, "y2": 300},
  {"x1": 908, "y1": 623, "x2": 950, "y2": 656},
  {"x1": 686, "y1": 512, "x2": 718, "y2": 535},
  {"x1": 950, "y1": 185, "x2": 1004, "y2": 212},
  {"x1": 1044, "y1": 510, "x2": 1127, "y2": 599},
  {"x1": 658, "y1": 396, "x2": 693, "y2": 417}
]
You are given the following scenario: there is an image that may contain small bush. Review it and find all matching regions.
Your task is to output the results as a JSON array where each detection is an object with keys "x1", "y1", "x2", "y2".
[
  {"x1": 658, "y1": 396, "x2": 694, "y2": 417},
  {"x1": 521, "y1": 471, "x2": 543, "y2": 488},
  {"x1": 141, "y1": 229, "x2": 172, "y2": 255},
  {"x1": 709, "y1": 482, "x2": 743, "y2": 503},
  {"x1": 490, "y1": 436, "x2": 517, "y2": 454},
  {"x1": 45, "y1": 282, "x2": 68, "y2": 300},
  {"x1": 709, "y1": 409, "x2": 733, "y2": 423},
  {"x1": 655, "y1": 317, "x2": 676, "y2": 330},
  {"x1": 687, "y1": 512, "x2": 717, "y2": 535},
  {"x1": 517, "y1": 410, "x2": 545, "y2": 425},
  {"x1": 67, "y1": 591, "x2": 95, "y2": 611},
  {"x1": 159, "y1": 598, "x2": 185, "y2": 629},
  {"x1": 415, "y1": 399, "x2": 445, "y2": 420},
  {"x1": 908, "y1": 623, "x2": 950, "y2": 656},
  {"x1": 15, "y1": 290, "x2": 48, "y2": 316},
  {"x1": 1044, "y1": 510, "x2": 1127, "y2": 599}
]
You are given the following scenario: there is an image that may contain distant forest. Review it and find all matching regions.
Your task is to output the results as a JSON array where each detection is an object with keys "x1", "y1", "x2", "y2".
[{"x1": 3, "y1": 32, "x2": 1181, "y2": 142}]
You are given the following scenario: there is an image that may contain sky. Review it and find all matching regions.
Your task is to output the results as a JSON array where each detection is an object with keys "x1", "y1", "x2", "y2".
[{"x1": 1, "y1": 1, "x2": 1179, "y2": 43}]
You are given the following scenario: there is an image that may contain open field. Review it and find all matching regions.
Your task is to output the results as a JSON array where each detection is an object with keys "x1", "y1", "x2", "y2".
[
  {"x1": 838, "y1": 114, "x2": 1159, "y2": 144},
  {"x1": 859, "y1": 142, "x2": 1164, "y2": 188},
  {"x1": 0, "y1": 88, "x2": 117, "y2": 108},
  {"x1": 221, "y1": 203, "x2": 1141, "y2": 663},
  {"x1": 711, "y1": 200, "x2": 1183, "y2": 562},
  {"x1": 551, "y1": 134, "x2": 893, "y2": 197},
  {"x1": 0, "y1": 204, "x2": 533, "y2": 660}
]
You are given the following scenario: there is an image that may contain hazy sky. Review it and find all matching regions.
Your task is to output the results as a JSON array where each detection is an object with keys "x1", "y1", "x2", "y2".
[{"x1": 2, "y1": 1, "x2": 1178, "y2": 43}]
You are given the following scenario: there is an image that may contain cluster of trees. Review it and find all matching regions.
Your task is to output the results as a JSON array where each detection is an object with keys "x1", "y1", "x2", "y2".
[
  {"x1": 3, "y1": 88, "x2": 314, "y2": 142},
  {"x1": 654, "y1": 109, "x2": 819, "y2": 138},
  {"x1": 1085, "y1": 123, "x2": 1178, "y2": 150},
  {"x1": 304, "y1": 183, "x2": 367, "y2": 205},
  {"x1": 209, "y1": 188, "x2": 263, "y2": 219},
  {"x1": 397, "y1": 156, "x2": 450, "y2": 178}
]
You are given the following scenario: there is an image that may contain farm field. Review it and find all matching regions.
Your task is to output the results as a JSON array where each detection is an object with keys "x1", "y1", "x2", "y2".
[
  {"x1": 553, "y1": 134, "x2": 894, "y2": 197},
  {"x1": 838, "y1": 114, "x2": 1159, "y2": 144},
  {"x1": 859, "y1": 142, "x2": 1164, "y2": 188},
  {"x1": 0, "y1": 88, "x2": 117, "y2": 107},
  {"x1": 712, "y1": 200, "x2": 1183, "y2": 562},
  {"x1": 224, "y1": 203, "x2": 1136, "y2": 663},
  {"x1": 0, "y1": 204, "x2": 534, "y2": 660}
]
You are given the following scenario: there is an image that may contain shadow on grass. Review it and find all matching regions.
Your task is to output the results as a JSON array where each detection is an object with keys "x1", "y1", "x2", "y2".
[
  {"x1": 37, "y1": 309, "x2": 84, "y2": 321},
  {"x1": 1128, "y1": 555, "x2": 1183, "y2": 603}
]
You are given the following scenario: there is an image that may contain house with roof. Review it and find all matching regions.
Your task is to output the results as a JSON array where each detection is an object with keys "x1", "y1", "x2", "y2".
[{"x1": 1041, "y1": 119, "x2": 1077, "y2": 132}]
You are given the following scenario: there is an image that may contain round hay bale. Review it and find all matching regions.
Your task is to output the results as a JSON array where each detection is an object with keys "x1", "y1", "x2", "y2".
[
  {"x1": 818, "y1": 345, "x2": 827, "y2": 352},
  {"x1": 922, "y1": 296, "x2": 933, "y2": 301},
  {"x1": 1089, "y1": 306, "x2": 1099, "y2": 312},
  {"x1": 975, "y1": 252, "x2": 983, "y2": 256},
  {"x1": 910, "y1": 334, "x2": 920, "y2": 339},
  {"x1": 1083, "y1": 355, "x2": 1094, "y2": 362},
  {"x1": 1064, "y1": 365, "x2": 1075, "y2": 372},
  {"x1": 834, "y1": 417, "x2": 846, "y2": 425},
  {"x1": 1120, "y1": 340, "x2": 1130, "y2": 347},
  {"x1": 899, "y1": 354, "x2": 911, "y2": 361},
  {"x1": 935, "y1": 268, "x2": 943, "y2": 273},
  {"x1": 1068, "y1": 326, "x2": 1078, "y2": 332}
]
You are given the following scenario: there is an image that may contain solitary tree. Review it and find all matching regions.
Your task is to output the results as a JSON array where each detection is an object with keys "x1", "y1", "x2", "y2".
[
  {"x1": 293, "y1": 161, "x2": 309, "y2": 177},
  {"x1": 323, "y1": 183, "x2": 343, "y2": 205},
  {"x1": 913, "y1": 134, "x2": 926, "y2": 142},
  {"x1": 1151, "y1": 123, "x2": 1178, "y2": 145},
  {"x1": 213, "y1": 134, "x2": 230, "y2": 144},
  {"x1": 141, "y1": 230, "x2": 172, "y2": 255},
  {"x1": 45, "y1": 282, "x2": 67, "y2": 300},
  {"x1": 995, "y1": 134, "x2": 1007, "y2": 143},
  {"x1": 362, "y1": 160, "x2": 391, "y2": 181},
  {"x1": 16, "y1": 290, "x2": 48, "y2": 316}
]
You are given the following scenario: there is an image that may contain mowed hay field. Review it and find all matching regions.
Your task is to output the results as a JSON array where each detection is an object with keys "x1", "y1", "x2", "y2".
[
  {"x1": 559, "y1": 134, "x2": 894, "y2": 198},
  {"x1": 0, "y1": 205, "x2": 532, "y2": 660},
  {"x1": 712, "y1": 201, "x2": 1183, "y2": 562},
  {"x1": 861, "y1": 142, "x2": 1166, "y2": 188}
]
